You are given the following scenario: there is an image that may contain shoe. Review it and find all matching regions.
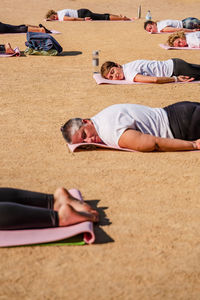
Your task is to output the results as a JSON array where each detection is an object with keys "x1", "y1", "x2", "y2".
[{"x1": 39, "y1": 24, "x2": 51, "y2": 34}]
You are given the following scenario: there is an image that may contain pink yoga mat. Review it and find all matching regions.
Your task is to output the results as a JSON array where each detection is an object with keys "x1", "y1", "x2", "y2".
[
  {"x1": 159, "y1": 43, "x2": 200, "y2": 50},
  {"x1": 67, "y1": 142, "x2": 200, "y2": 153},
  {"x1": 93, "y1": 73, "x2": 200, "y2": 85},
  {"x1": 0, "y1": 47, "x2": 20, "y2": 57},
  {"x1": 0, "y1": 188, "x2": 95, "y2": 247},
  {"x1": 45, "y1": 19, "x2": 134, "y2": 22},
  {"x1": 67, "y1": 142, "x2": 135, "y2": 152}
]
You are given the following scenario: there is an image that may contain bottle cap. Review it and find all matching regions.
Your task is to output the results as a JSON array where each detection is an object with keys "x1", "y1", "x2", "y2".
[{"x1": 92, "y1": 50, "x2": 99, "y2": 55}]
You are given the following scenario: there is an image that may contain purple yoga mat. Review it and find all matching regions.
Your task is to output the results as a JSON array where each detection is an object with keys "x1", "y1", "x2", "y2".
[{"x1": 0, "y1": 188, "x2": 95, "y2": 246}]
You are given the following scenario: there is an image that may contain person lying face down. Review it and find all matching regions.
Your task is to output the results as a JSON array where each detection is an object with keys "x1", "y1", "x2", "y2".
[
  {"x1": 0, "y1": 21, "x2": 51, "y2": 34},
  {"x1": 167, "y1": 31, "x2": 200, "y2": 48},
  {"x1": 100, "y1": 58, "x2": 200, "y2": 83},
  {"x1": 144, "y1": 18, "x2": 200, "y2": 33},
  {"x1": 46, "y1": 8, "x2": 134, "y2": 21},
  {"x1": 61, "y1": 101, "x2": 200, "y2": 152}
]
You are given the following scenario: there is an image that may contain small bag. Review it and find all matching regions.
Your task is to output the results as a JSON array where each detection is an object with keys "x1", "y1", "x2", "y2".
[{"x1": 25, "y1": 32, "x2": 63, "y2": 54}]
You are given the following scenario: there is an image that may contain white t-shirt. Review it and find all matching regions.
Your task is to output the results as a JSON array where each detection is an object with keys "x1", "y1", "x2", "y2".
[
  {"x1": 57, "y1": 9, "x2": 78, "y2": 21},
  {"x1": 91, "y1": 104, "x2": 174, "y2": 147},
  {"x1": 186, "y1": 32, "x2": 200, "y2": 48},
  {"x1": 122, "y1": 59, "x2": 174, "y2": 81},
  {"x1": 157, "y1": 19, "x2": 183, "y2": 32}
]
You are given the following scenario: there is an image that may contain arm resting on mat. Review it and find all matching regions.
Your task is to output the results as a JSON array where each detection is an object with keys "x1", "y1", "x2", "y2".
[
  {"x1": 161, "y1": 26, "x2": 199, "y2": 33},
  {"x1": 63, "y1": 16, "x2": 91, "y2": 21},
  {"x1": 134, "y1": 74, "x2": 195, "y2": 83},
  {"x1": 118, "y1": 129, "x2": 200, "y2": 152}
]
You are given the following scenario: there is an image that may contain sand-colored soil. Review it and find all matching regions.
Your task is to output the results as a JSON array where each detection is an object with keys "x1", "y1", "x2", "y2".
[{"x1": 1, "y1": 0, "x2": 200, "y2": 299}]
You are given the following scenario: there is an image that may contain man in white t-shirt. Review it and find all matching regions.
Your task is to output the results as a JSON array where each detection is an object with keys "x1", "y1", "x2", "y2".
[
  {"x1": 60, "y1": 102, "x2": 200, "y2": 152},
  {"x1": 144, "y1": 18, "x2": 200, "y2": 33},
  {"x1": 45, "y1": 8, "x2": 134, "y2": 21},
  {"x1": 167, "y1": 31, "x2": 200, "y2": 48},
  {"x1": 100, "y1": 58, "x2": 200, "y2": 83}
]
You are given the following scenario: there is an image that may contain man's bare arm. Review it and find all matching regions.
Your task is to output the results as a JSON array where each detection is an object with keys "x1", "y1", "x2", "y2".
[
  {"x1": 134, "y1": 74, "x2": 194, "y2": 84},
  {"x1": 118, "y1": 129, "x2": 199, "y2": 152}
]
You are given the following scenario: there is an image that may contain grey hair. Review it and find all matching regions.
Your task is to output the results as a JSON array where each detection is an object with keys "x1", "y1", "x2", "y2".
[{"x1": 60, "y1": 118, "x2": 83, "y2": 144}]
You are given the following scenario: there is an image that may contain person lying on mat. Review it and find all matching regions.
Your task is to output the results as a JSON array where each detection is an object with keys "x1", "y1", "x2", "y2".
[
  {"x1": 45, "y1": 8, "x2": 134, "y2": 21},
  {"x1": 144, "y1": 18, "x2": 200, "y2": 33},
  {"x1": 0, "y1": 21, "x2": 51, "y2": 34},
  {"x1": 0, "y1": 187, "x2": 99, "y2": 229},
  {"x1": 167, "y1": 31, "x2": 200, "y2": 48},
  {"x1": 0, "y1": 43, "x2": 16, "y2": 54},
  {"x1": 60, "y1": 101, "x2": 200, "y2": 152},
  {"x1": 100, "y1": 58, "x2": 200, "y2": 83}
]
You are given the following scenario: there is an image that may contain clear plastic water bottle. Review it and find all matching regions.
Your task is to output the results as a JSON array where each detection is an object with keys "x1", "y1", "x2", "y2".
[
  {"x1": 92, "y1": 50, "x2": 99, "y2": 73},
  {"x1": 137, "y1": 5, "x2": 141, "y2": 19},
  {"x1": 146, "y1": 10, "x2": 152, "y2": 21}
]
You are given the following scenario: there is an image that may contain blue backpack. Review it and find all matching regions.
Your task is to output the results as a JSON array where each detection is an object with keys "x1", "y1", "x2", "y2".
[{"x1": 25, "y1": 32, "x2": 63, "y2": 53}]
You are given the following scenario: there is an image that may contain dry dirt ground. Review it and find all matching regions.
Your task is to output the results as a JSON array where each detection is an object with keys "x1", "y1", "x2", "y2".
[{"x1": 1, "y1": 0, "x2": 200, "y2": 299}]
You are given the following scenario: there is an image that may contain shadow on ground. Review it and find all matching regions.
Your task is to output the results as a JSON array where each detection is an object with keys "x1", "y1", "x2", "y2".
[{"x1": 86, "y1": 199, "x2": 114, "y2": 244}]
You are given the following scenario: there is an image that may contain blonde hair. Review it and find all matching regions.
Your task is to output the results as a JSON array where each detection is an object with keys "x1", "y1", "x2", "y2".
[
  {"x1": 46, "y1": 9, "x2": 57, "y2": 19},
  {"x1": 167, "y1": 31, "x2": 186, "y2": 47},
  {"x1": 100, "y1": 61, "x2": 118, "y2": 78}
]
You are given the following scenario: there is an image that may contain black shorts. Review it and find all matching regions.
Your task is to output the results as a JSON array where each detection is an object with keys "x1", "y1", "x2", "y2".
[
  {"x1": 172, "y1": 58, "x2": 200, "y2": 80},
  {"x1": 77, "y1": 9, "x2": 110, "y2": 20},
  {"x1": 0, "y1": 22, "x2": 28, "y2": 33},
  {"x1": 164, "y1": 101, "x2": 200, "y2": 140}
]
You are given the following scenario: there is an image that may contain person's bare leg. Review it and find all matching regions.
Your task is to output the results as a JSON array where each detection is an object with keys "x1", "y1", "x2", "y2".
[
  {"x1": 109, "y1": 14, "x2": 133, "y2": 21},
  {"x1": 27, "y1": 26, "x2": 46, "y2": 33},
  {"x1": 58, "y1": 203, "x2": 99, "y2": 226},
  {"x1": 5, "y1": 43, "x2": 15, "y2": 54},
  {"x1": 54, "y1": 187, "x2": 99, "y2": 217}
]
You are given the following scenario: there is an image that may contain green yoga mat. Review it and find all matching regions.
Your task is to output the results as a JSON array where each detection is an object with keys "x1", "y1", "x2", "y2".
[
  {"x1": 14, "y1": 234, "x2": 85, "y2": 247},
  {"x1": 40, "y1": 234, "x2": 85, "y2": 246}
]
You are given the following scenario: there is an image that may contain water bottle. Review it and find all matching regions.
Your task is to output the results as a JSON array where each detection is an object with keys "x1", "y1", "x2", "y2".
[
  {"x1": 92, "y1": 50, "x2": 99, "y2": 73},
  {"x1": 137, "y1": 5, "x2": 141, "y2": 19},
  {"x1": 146, "y1": 10, "x2": 152, "y2": 21}
]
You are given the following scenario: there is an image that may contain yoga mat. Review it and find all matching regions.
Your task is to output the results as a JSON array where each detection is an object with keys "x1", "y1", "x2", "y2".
[
  {"x1": 67, "y1": 142, "x2": 200, "y2": 153},
  {"x1": 159, "y1": 43, "x2": 200, "y2": 50},
  {"x1": 45, "y1": 19, "x2": 135, "y2": 22},
  {"x1": 93, "y1": 73, "x2": 200, "y2": 85},
  {"x1": 0, "y1": 188, "x2": 95, "y2": 247},
  {"x1": 0, "y1": 47, "x2": 20, "y2": 57},
  {"x1": 67, "y1": 142, "x2": 135, "y2": 152},
  {"x1": 49, "y1": 30, "x2": 61, "y2": 34},
  {"x1": 2, "y1": 30, "x2": 60, "y2": 35}
]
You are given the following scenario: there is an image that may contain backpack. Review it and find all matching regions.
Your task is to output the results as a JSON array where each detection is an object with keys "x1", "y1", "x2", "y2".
[{"x1": 25, "y1": 32, "x2": 63, "y2": 53}]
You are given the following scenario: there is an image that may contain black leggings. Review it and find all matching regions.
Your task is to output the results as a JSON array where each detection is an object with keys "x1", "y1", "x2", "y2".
[
  {"x1": 0, "y1": 22, "x2": 28, "y2": 34},
  {"x1": 0, "y1": 188, "x2": 58, "y2": 229},
  {"x1": 172, "y1": 58, "x2": 200, "y2": 80},
  {"x1": 77, "y1": 8, "x2": 110, "y2": 20},
  {"x1": 164, "y1": 101, "x2": 200, "y2": 140}
]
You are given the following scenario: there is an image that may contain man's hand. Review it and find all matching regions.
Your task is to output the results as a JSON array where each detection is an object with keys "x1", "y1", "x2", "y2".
[{"x1": 177, "y1": 75, "x2": 195, "y2": 82}]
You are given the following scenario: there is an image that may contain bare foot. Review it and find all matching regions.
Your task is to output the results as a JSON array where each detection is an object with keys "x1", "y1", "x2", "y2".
[
  {"x1": 58, "y1": 203, "x2": 99, "y2": 226},
  {"x1": 5, "y1": 43, "x2": 15, "y2": 54},
  {"x1": 54, "y1": 187, "x2": 99, "y2": 216}
]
